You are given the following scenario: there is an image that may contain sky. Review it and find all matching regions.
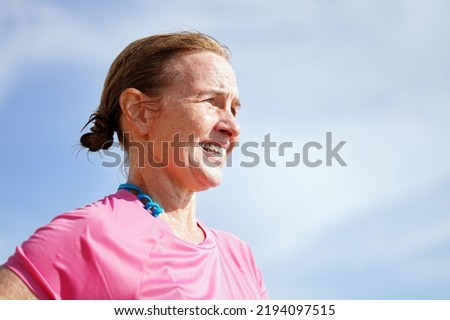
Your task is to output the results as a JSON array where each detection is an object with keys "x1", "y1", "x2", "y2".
[{"x1": 1, "y1": 0, "x2": 450, "y2": 299}]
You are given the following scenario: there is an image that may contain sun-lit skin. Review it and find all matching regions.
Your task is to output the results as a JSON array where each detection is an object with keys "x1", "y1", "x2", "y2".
[{"x1": 120, "y1": 51, "x2": 241, "y2": 244}]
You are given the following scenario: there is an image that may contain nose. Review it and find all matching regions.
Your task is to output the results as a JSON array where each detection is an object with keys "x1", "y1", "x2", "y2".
[{"x1": 216, "y1": 110, "x2": 241, "y2": 139}]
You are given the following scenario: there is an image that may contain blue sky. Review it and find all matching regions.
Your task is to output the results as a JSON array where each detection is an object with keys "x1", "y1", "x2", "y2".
[{"x1": 1, "y1": 0, "x2": 450, "y2": 299}]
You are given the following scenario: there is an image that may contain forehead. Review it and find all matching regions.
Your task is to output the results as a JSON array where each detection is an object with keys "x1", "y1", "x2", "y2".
[{"x1": 171, "y1": 51, "x2": 238, "y2": 95}]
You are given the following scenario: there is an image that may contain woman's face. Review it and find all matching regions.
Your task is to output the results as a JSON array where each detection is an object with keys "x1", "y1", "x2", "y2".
[{"x1": 147, "y1": 51, "x2": 241, "y2": 192}]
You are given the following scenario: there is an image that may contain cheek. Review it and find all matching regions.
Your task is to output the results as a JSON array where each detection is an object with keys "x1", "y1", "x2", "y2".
[
  {"x1": 156, "y1": 106, "x2": 218, "y2": 141},
  {"x1": 181, "y1": 111, "x2": 217, "y2": 137}
]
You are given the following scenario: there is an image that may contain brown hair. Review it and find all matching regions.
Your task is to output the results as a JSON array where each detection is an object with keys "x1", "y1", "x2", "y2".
[{"x1": 80, "y1": 31, "x2": 231, "y2": 152}]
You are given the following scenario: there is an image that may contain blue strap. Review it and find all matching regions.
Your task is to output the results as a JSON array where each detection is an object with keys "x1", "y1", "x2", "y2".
[{"x1": 118, "y1": 183, "x2": 164, "y2": 218}]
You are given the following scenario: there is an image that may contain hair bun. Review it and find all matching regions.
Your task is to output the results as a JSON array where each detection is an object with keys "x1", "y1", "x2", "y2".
[
  {"x1": 80, "y1": 132, "x2": 113, "y2": 152},
  {"x1": 80, "y1": 112, "x2": 114, "y2": 152}
]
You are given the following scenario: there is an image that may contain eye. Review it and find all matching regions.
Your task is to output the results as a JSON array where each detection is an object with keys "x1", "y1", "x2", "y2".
[{"x1": 202, "y1": 98, "x2": 215, "y2": 105}]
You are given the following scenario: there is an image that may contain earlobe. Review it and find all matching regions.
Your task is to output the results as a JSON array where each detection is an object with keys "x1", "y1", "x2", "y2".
[{"x1": 119, "y1": 88, "x2": 153, "y2": 136}]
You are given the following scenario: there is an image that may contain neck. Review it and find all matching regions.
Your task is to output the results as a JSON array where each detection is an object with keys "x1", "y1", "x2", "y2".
[{"x1": 127, "y1": 166, "x2": 204, "y2": 244}]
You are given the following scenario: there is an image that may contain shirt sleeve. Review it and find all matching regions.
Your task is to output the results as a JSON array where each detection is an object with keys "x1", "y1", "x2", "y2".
[{"x1": 4, "y1": 203, "x2": 151, "y2": 299}]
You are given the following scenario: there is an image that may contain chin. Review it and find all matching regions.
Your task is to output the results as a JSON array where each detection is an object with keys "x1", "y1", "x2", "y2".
[
  {"x1": 191, "y1": 166, "x2": 223, "y2": 192},
  {"x1": 186, "y1": 150, "x2": 226, "y2": 191}
]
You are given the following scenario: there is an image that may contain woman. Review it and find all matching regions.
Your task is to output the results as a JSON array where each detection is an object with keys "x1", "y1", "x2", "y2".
[{"x1": 0, "y1": 32, "x2": 268, "y2": 299}]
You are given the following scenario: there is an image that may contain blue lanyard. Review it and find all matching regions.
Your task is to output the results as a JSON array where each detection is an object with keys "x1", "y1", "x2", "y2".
[{"x1": 118, "y1": 183, "x2": 164, "y2": 218}]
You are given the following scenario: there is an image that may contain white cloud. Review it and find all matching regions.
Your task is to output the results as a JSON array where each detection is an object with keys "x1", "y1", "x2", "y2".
[{"x1": 0, "y1": 1, "x2": 110, "y2": 106}]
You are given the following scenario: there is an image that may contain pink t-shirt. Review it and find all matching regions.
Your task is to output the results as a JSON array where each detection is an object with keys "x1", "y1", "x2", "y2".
[{"x1": 4, "y1": 190, "x2": 269, "y2": 300}]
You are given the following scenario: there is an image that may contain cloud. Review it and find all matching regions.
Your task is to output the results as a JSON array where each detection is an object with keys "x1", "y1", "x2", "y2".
[
  {"x1": 1, "y1": 0, "x2": 450, "y2": 298},
  {"x1": 0, "y1": 1, "x2": 108, "y2": 107}
]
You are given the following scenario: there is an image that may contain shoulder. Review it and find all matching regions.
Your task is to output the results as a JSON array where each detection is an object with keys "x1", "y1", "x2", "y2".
[
  {"x1": 206, "y1": 225, "x2": 270, "y2": 299},
  {"x1": 47, "y1": 190, "x2": 161, "y2": 237},
  {"x1": 207, "y1": 226, "x2": 256, "y2": 268},
  {"x1": 30, "y1": 190, "x2": 166, "y2": 264},
  {"x1": 209, "y1": 227, "x2": 252, "y2": 251},
  {"x1": 61, "y1": 189, "x2": 143, "y2": 222},
  {"x1": 6, "y1": 190, "x2": 164, "y2": 299}
]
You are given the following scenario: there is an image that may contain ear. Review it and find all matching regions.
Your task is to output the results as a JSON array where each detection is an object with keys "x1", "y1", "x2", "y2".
[{"x1": 119, "y1": 88, "x2": 155, "y2": 136}]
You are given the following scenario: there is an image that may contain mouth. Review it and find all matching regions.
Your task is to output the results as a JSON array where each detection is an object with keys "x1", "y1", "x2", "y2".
[{"x1": 199, "y1": 141, "x2": 227, "y2": 157}]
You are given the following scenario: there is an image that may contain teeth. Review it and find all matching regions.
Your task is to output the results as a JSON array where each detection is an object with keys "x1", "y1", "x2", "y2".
[{"x1": 200, "y1": 142, "x2": 225, "y2": 156}]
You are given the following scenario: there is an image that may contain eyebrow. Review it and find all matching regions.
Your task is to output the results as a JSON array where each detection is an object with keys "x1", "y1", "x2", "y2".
[{"x1": 197, "y1": 89, "x2": 241, "y2": 108}]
